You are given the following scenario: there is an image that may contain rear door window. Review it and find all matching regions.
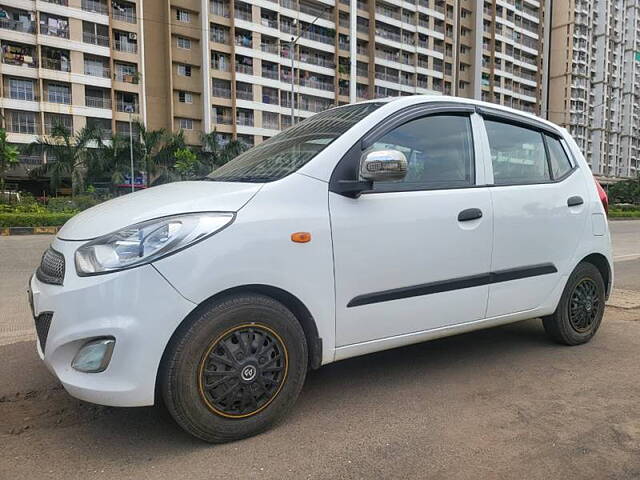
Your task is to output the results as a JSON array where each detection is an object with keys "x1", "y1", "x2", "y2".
[
  {"x1": 485, "y1": 120, "x2": 550, "y2": 185},
  {"x1": 545, "y1": 135, "x2": 573, "y2": 179}
]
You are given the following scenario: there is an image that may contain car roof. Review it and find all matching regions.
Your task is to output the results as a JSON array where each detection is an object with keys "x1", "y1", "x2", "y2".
[{"x1": 353, "y1": 95, "x2": 565, "y2": 136}]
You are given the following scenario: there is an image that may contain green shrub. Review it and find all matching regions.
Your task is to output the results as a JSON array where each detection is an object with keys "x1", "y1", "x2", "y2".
[
  {"x1": 0, "y1": 212, "x2": 77, "y2": 227},
  {"x1": 608, "y1": 208, "x2": 640, "y2": 218},
  {"x1": 47, "y1": 195, "x2": 101, "y2": 212}
]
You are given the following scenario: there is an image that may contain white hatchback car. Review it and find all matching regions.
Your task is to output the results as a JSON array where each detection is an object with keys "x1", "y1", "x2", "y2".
[{"x1": 29, "y1": 96, "x2": 612, "y2": 442}]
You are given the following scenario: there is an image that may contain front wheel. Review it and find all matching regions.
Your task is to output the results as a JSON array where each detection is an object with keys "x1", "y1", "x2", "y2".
[
  {"x1": 161, "y1": 294, "x2": 308, "y2": 443},
  {"x1": 542, "y1": 262, "x2": 605, "y2": 346}
]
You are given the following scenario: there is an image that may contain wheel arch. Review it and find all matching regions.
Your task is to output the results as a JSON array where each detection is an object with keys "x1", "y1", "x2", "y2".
[
  {"x1": 578, "y1": 253, "x2": 612, "y2": 299},
  {"x1": 156, "y1": 284, "x2": 323, "y2": 401}
]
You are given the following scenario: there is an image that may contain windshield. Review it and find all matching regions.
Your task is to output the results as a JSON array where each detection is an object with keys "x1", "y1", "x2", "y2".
[{"x1": 206, "y1": 103, "x2": 383, "y2": 182}]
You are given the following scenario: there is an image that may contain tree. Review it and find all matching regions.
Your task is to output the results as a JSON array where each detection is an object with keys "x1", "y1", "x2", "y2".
[
  {"x1": 89, "y1": 133, "x2": 134, "y2": 192},
  {"x1": 134, "y1": 120, "x2": 165, "y2": 187},
  {"x1": 173, "y1": 148, "x2": 199, "y2": 180},
  {"x1": 27, "y1": 124, "x2": 96, "y2": 195},
  {"x1": 199, "y1": 130, "x2": 247, "y2": 174},
  {"x1": 150, "y1": 130, "x2": 188, "y2": 185},
  {"x1": 0, "y1": 128, "x2": 20, "y2": 195}
]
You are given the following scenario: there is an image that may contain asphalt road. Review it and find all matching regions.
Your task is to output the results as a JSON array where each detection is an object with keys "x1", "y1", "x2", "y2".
[{"x1": 1, "y1": 221, "x2": 639, "y2": 479}]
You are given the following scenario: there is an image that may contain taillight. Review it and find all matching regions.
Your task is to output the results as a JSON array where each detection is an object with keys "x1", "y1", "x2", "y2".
[{"x1": 594, "y1": 178, "x2": 608, "y2": 215}]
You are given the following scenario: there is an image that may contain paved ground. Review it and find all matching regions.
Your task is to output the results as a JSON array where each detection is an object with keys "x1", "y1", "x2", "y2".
[{"x1": 1, "y1": 221, "x2": 639, "y2": 479}]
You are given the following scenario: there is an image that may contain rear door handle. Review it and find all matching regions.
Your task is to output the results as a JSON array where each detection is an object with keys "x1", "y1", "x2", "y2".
[
  {"x1": 458, "y1": 208, "x2": 483, "y2": 222},
  {"x1": 567, "y1": 196, "x2": 584, "y2": 207}
]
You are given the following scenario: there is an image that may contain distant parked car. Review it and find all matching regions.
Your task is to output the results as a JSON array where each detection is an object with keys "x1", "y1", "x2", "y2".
[{"x1": 29, "y1": 96, "x2": 613, "y2": 443}]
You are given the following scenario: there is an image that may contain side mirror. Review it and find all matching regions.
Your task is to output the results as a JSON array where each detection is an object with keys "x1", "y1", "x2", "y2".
[{"x1": 360, "y1": 150, "x2": 408, "y2": 182}]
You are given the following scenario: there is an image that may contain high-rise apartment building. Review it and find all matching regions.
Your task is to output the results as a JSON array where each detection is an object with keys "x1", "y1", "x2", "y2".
[
  {"x1": 0, "y1": 0, "x2": 146, "y2": 182},
  {"x1": 144, "y1": 0, "x2": 547, "y2": 147},
  {"x1": 547, "y1": 0, "x2": 640, "y2": 177},
  {"x1": 0, "y1": 0, "x2": 555, "y2": 188}
]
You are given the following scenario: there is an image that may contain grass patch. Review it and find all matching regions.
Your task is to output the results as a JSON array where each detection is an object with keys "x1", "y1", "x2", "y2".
[{"x1": 609, "y1": 209, "x2": 640, "y2": 219}]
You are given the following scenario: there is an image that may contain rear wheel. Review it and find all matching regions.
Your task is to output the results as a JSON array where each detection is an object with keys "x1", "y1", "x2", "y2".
[
  {"x1": 161, "y1": 294, "x2": 308, "y2": 443},
  {"x1": 542, "y1": 262, "x2": 605, "y2": 345}
]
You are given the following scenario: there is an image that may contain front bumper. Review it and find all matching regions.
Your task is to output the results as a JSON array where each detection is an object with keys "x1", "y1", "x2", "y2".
[{"x1": 30, "y1": 237, "x2": 196, "y2": 407}]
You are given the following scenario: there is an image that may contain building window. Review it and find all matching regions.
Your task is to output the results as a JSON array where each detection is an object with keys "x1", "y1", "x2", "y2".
[
  {"x1": 177, "y1": 64, "x2": 192, "y2": 76},
  {"x1": 47, "y1": 82, "x2": 71, "y2": 104},
  {"x1": 176, "y1": 9, "x2": 190, "y2": 22},
  {"x1": 177, "y1": 36, "x2": 191, "y2": 49},
  {"x1": 179, "y1": 118, "x2": 193, "y2": 130},
  {"x1": 6, "y1": 110, "x2": 37, "y2": 134},
  {"x1": 178, "y1": 91, "x2": 193, "y2": 103},
  {"x1": 8, "y1": 78, "x2": 35, "y2": 101},
  {"x1": 44, "y1": 113, "x2": 73, "y2": 135}
]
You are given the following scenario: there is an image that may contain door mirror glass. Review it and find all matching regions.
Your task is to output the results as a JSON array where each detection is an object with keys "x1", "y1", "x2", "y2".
[{"x1": 360, "y1": 150, "x2": 408, "y2": 182}]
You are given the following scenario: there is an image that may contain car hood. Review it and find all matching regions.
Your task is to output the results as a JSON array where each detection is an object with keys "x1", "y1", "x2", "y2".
[{"x1": 57, "y1": 181, "x2": 262, "y2": 240}]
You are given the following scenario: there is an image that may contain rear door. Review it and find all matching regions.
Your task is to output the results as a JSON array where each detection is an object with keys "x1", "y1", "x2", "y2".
[
  {"x1": 329, "y1": 108, "x2": 494, "y2": 348},
  {"x1": 480, "y1": 113, "x2": 590, "y2": 317}
]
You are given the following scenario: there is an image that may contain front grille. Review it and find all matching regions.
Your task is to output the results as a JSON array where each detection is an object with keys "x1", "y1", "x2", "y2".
[
  {"x1": 36, "y1": 248, "x2": 65, "y2": 285},
  {"x1": 35, "y1": 312, "x2": 53, "y2": 352}
]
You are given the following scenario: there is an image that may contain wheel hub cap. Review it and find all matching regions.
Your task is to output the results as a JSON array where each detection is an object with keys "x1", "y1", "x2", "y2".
[
  {"x1": 569, "y1": 278, "x2": 600, "y2": 333},
  {"x1": 198, "y1": 324, "x2": 288, "y2": 418}
]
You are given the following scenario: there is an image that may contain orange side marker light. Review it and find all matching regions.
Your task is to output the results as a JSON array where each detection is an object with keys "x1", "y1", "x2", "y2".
[{"x1": 291, "y1": 232, "x2": 311, "y2": 243}]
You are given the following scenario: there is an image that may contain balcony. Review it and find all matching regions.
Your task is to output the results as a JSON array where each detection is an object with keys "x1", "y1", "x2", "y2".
[
  {"x1": 85, "y1": 96, "x2": 112, "y2": 109},
  {"x1": 84, "y1": 63, "x2": 110, "y2": 77},
  {"x1": 112, "y1": 6, "x2": 136, "y2": 23},
  {"x1": 42, "y1": 57, "x2": 71, "y2": 72},
  {"x1": 262, "y1": 69, "x2": 279, "y2": 80},
  {"x1": 83, "y1": 32, "x2": 110, "y2": 47},
  {"x1": 82, "y1": 0, "x2": 108, "y2": 15},
  {"x1": 237, "y1": 115, "x2": 254, "y2": 127},
  {"x1": 0, "y1": 16, "x2": 35, "y2": 34},
  {"x1": 235, "y1": 63, "x2": 253, "y2": 75},
  {"x1": 114, "y1": 71, "x2": 139, "y2": 83},
  {"x1": 301, "y1": 29, "x2": 334, "y2": 45},
  {"x1": 212, "y1": 86, "x2": 231, "y2": 98},
  {"x1": 261, "y1": 43, "x2": 279, "y2": 55},
  {"x1": 113, "y1": 39, "x2": 138, "y2": 53},
  {"x1": 299, "y1": 78, "x2": 333, "y2": 91},
  {"x1": 236, "y1": 89, "x2": 253, "y2": 101},
  {"x1": 116, "y1": 101, "x2": 138, "y2": 113},
  {"x1": 2, "y1": 46, "x2": 37, "y2": 68},
  {"x1": 213, "y1": 113, "x2": 233, "y2": 124},
  {"x1": 210, "y1": 1, "x2": 230, "y2": 17},
  {"x1": 40, "y1": 22, "x2": 70, "y2": 39}
]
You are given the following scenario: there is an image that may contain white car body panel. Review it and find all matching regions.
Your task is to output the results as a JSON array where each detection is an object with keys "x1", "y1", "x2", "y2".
[
  {"x1": 29, "y1": 96, "x2": 613, "y2": 407},
  {"x1": 58, "y1": 181, "x2": 262, "y2": 240}
]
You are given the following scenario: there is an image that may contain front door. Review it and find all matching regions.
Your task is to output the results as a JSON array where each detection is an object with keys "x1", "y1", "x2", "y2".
[{"x1": 330, "y1": 112, "x2": 494, "y2": 348}]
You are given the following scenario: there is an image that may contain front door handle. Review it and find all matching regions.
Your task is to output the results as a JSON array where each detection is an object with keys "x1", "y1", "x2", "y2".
[
  {"x1": 567, "y1": 196, "x2": 584, "y2": 207},
  {"x1": 458, "y1": 208, "x2": 483, "y2": 222}
]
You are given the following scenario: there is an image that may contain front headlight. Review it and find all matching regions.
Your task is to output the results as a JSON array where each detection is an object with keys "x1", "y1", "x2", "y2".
[{"x1": 75, "y1": 212, "x2": 234, "y2": 275}]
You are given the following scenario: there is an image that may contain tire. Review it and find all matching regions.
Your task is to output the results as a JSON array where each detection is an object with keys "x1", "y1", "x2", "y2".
[
  {"x1": 542, "y1": 262, "x2": 605, "y2": 346},
  {"x1": 161, "y1": 293, "x2": 308, "y2": 443}
]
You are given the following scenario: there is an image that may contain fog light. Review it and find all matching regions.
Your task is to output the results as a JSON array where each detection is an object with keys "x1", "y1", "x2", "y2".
[{"x1": 71, "y1": 338, "x2": 115, "y2": 373}]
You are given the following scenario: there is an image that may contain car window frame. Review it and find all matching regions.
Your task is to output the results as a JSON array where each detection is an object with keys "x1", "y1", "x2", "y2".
[
  {"x1": 329, "y1": 103, "x2": 483, "y2": 195},
  {"x1": 477, "y1": 108, "x2": 578, "y2": 186}
]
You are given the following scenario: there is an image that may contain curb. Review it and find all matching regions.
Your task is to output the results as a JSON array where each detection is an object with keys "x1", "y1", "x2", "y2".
[{"x1": 0, "y1": 226, "x2": 60, "y2": 236}]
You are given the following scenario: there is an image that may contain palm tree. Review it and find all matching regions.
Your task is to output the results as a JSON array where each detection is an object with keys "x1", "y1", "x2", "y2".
[
  {"x1": 0, "y1": 128, "x2": 20, "y2": 195},
  {"x1": 134, "y1": 120, "x2": 165, "y2": 187},
  {"x1": 150, "y1": 130, "x2": 188, "y2": 185},
  {"x1": 89, "y1": 133, "x2": 134, "y2": 192},
  {"x1": 26, "y1": 124, "x2": 96, "y2": 195},
  {"x1": 199, "y1": 130, "x2": 247, "y2": 174}
]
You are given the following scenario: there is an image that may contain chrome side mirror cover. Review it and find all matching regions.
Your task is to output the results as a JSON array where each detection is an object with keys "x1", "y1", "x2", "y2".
[{"x1": 359, "y1": 150, "x2": 408, "y2": 182}]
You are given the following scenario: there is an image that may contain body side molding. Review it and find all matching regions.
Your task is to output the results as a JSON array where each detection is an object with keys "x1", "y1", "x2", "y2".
[{"x1": 347, "y1": 263, "x2": 558, "y2": 307}]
